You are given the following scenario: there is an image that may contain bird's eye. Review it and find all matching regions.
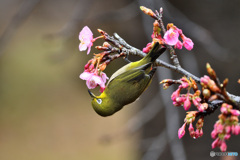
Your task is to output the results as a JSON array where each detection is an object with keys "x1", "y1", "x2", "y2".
[{"x1": 97, "y1": 98, "x2": 102, "y2": 104}]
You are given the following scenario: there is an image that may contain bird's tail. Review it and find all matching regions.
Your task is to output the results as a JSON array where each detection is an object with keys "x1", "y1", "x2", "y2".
[{"x1": 143, "y1": 42, "x2": 166, "y2": 63}]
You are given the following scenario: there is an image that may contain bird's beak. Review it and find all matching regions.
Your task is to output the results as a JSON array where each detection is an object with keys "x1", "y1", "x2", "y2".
[{"x1": 88, "y1": 89, "x2": 96, "y2": 99}]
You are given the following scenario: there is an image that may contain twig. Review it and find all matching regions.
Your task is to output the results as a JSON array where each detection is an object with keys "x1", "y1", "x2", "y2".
[
  {"x1": 98, "y1": 30, "x2": 240, "y2": 106},
  {"x1": 155, "y1": 8, "x2": 181, "y2": 68},
  {"x1": 113, "y1": 32, "x2": 200, "y2": 82}
]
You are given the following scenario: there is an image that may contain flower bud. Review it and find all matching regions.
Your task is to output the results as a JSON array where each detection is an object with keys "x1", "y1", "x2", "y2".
[
  {"x1": 208, "y1": 94, "x2": 218, "y2": 101},
  {"x1": 140, "y1": 6, "x2": 156, "y2": 18},
  {"x1": 185, "y1": 111, "x2": 198, "y2": 123},
  {"x1": 198, "y1": 103, "x2": 208, "y2": 112},
  {"x1": 211, "y1": 138, "x2": 220, "y2": 149},
  {"x1": 206, "y1": 63, "x2": 217, "y2": 78},
  {"x1": 196, "y1": 117, "x2": 204, "y2": 129},
  {"x1": 188, "y1": 123, "x2": 195, "y2": 138},
  {"x1": 203, "y1": 89, "x2": 211, "y2": 99},
  {"x1": 225, "y1": 125, "x2": 231, "y2": 134},
  {"x1": 195, "y1": 128, "x2": 203, "y2": 138},
  {"x1": 230, "y1": 109, "x2": 240, "y2": 116},
  {"x1": 182, "y1": 35, "x2": 194, "y2": 51},
  {"x1": 178, "y1": 123, "x2": 187, "y2": 139},
  {"x1": 171, "y1": 88, "x2": 181, "y2": 101},
  {"x1": 211, "y1": 130, "x2": 217, "y2": 139},
  {"x1": 99, "y1": 63, "x2": 107, "y2": 71},
  {"x1": 103, "y1": 42, "x2": 111, "y2": 48},
  {"x1": 224, "y1": 133, "x2": 231, "y2": 140},
  {"x1": 183, "y1": 96, "x2": 191, "y2": 111},
  {"x1": 220, "y1": 141, "x2": 227, "y2": 152}
]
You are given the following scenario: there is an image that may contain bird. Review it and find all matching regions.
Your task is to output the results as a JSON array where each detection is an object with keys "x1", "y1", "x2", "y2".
[{"x1": 88, "y1": 42, "x2": 166, "y2": 116}]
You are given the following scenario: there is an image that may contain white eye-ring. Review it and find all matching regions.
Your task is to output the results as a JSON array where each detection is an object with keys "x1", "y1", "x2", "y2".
[{"x1": 97, "y1": 98, "x2": 102, "y2": 104}]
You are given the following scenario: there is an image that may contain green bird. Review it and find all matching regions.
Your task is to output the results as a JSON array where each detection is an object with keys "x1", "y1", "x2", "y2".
[{"x1": 88, "y1": 42, "x2": 166, "y2": 116}]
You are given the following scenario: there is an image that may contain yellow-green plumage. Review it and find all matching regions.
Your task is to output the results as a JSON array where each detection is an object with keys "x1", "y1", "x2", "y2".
[{"x1": 89, "y1": 42, "x2": 166, "y2": 116}]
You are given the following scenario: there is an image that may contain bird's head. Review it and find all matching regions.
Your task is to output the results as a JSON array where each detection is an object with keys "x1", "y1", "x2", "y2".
[{"x1": 88, "y1": 90, "x2": 119, "y2": 117}]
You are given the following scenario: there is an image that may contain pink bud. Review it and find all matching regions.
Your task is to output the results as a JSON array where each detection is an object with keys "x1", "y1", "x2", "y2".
[
  {"x1": 183, "y1": 96, "x2": 191, "y2": 111},
  {"x1": 182, "y1": 36, "x2": 194, "y2": 51},
  {"x1": 216, "y1": 124, "x2": 224, "y2": 133},
  {"x1": 188, "y1": 123, "x2": 194, "y2": 132},
  {"x1": 224, "y1": 134, "x2": 231, "y2": 140},
  {"x1": 230, "y1": 109, "x2": 240, "y2": 116},
  {"x1": 198, "y1": 103, "x2": 208, "y2": 112},
  {"x1": 84, "y1": 63, "x2": 90, "y2": 70},
  {"x1": 171, "y1": 88, "x2": 181, "y2": 101},
  {"x1": 178, "y1": 123, "x2": 187, "y2": 139},
  {"x1": 232, "y1": 125, "x2": 240, "y2": 135},
  {"x1": 192, "y1": 98, "x2": 200, "y2": 107},
  {"x1": 188, "y1": 123, "x2": 195, "y2": 138},
  {"x1": 200, "y1": 75, "x2": 210, "y2": 85},
  {"x1": 225, "y1": 126, "x2": 231, "y2": 134},
  {"x1": 181, "y1": 82, "x2": 189, "y2": 88},
  {"x1": 89, "y1": 64, "x2": 95, "y2": 70},
  {"x1": 211, "y1": 129, "x2": 218, "y2": 139},
  {"x1": 211, "y1": 138, "x2": 220, "y2": 149},
  {"x1": 220, "y1": 141, "x2": 227, "y2": 152},
  {"x1": 176, "y1": 97, "x2": 186, "y2": 104},
  {"x1": 142, "y1": 43, "x2": 152, "y2": 53},
  {"x1": 174, "y1": 40, "x2": 183, "y2": 49},
  {"x1": 195, "y1": 129, "x2": 202, "y2": 138},
  {"x1": 220, "y1": 105, "x2": 228, "y2": 114}
]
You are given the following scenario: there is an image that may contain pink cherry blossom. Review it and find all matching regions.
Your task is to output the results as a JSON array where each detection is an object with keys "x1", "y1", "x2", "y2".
[
  {"x1": 100, "y1": 72, "x2": 109, "y2": 84},
  {"x1": 86, "y1": 74, "x2": 103, "y2": 89},
  {"x1": 79, "y1": 26, "x2": 93, "y2": 54},
  {"x1": 80, "y1": 71, "x2": 93, "y2": 81},
  {"x1": 163, "y1": 28, "x2": 179, "y2": 46},
  {"x1": 80, "y1": 70, "x2": 108, "y2": 92}
]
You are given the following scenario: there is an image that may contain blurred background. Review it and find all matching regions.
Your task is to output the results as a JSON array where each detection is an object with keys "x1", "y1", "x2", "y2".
[{"x1": 0, "y1": 0, "x2": 240, "y2": 160}]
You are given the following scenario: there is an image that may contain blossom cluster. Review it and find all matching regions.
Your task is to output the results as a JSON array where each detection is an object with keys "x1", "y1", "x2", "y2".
[
  {"x1": 161, "y1": 77, "x2": 207, "y2": 112},
  {"x1": 161, "y1": 63, "x2": 240, "y2": 152},
  {"x1": 178, "y1": 111, "x2": 204, "y2": 139},
  {"x1": 160, "y1": 77, "x2": 206, "y2": 139},
  {"x1": 142, "y1": 21, "x2": 194, "y2": 53},
  {"x1": 211, "y1": 103, "x2": 240, "y2": 152},
  {"x1": 78, "y1": 26, "x2": 109, "y2": 92},
  {"x1": 164, "y1": 23, "x2": 194, "y2": 50}
]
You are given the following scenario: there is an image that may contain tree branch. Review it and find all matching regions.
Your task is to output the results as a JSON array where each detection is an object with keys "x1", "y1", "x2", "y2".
[{"x1": 99, "y1": 30, "x2": 240, "y2": 106}]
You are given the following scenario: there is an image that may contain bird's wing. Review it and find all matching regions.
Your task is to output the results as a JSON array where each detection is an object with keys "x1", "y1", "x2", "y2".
[
  {"x1": 107, "y1": 63, "x2": 132, "y2": 85},
  {"x1": 107, "y1": 63, "x2": 152, "y2": 86}
]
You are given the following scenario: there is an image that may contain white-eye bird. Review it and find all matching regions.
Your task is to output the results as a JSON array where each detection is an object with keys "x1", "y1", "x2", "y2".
[{"x1": 88, "y1": 42, "x2": 166, "y2": 116}]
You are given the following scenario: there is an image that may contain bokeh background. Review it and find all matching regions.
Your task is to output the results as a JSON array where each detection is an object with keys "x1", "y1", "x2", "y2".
[{"x1": 0, "y1": 0, "x2": 240, "y2": 160}]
